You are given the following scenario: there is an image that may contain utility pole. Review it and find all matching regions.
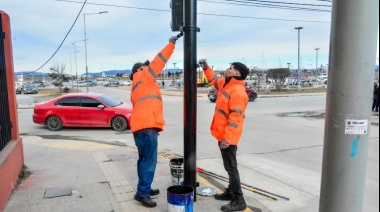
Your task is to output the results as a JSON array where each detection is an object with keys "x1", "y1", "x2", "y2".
[
  {"x1": 319, "y1": 0, "x2": 379, "y2": 211},
  {"x1": 84, "y1": 11, "x2": 108, "y2": 93},
  {"x1": 183, "y1": 0, "x2": 198, "y2": 199},
  {"x1": 315, "y1": 48, "x2": 320, "y2": 79},
  {"x1": 295, "y1": 27, "x2": 303, "y2": 86},
  {"x1": 71, "y1": 41, "x2": 82, "y2": 91}
]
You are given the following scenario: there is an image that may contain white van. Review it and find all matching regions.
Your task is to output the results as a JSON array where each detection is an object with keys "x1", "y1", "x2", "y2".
[{"x1": 317, "y1": 75, "x2": 328, "y2": 83}]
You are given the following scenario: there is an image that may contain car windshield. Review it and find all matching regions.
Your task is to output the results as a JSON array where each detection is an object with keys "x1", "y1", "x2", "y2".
[
  {"x1": 97, "y1": 95, "x2": 122, "y2": 107},
  {"x1": 25, "y1": 84, "x2": 36, "y2": 88}
]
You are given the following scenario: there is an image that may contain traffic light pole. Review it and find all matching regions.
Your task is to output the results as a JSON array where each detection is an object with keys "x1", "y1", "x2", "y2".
[
  {"x1": 319, "y1": 0, "x2": 379, "y2": 211},
  {"x1": 183, "y1": 0, "x2": 198, "y2": 200}
]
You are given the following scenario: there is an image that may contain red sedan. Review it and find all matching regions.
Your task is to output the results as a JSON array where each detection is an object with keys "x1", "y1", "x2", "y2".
[{"x1": 33, "y1": 93, "x2": 132, "y2": 131}]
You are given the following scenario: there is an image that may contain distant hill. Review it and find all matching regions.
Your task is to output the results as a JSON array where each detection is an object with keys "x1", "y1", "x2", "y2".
[{"x1": 15, "y1": 68, "x2": 183, "y2": 77}]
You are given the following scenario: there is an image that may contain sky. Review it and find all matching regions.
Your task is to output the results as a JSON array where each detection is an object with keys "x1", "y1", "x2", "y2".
[{"x1": 0, "y1": 0, "x2": 379, "y2": 75}]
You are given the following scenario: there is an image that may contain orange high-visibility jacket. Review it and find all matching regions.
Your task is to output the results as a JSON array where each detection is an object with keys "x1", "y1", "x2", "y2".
[
  {"x1": 204, "y1": 67, "x2": 248, "y2": 145},
  {"x1": 130, "y1": 42, "x2": 175, "y2": 133}
]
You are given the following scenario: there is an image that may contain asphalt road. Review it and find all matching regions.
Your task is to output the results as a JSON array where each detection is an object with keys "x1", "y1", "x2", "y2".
[{"x1": 17, "y1": 86, "x2": 379, "y2": 212}]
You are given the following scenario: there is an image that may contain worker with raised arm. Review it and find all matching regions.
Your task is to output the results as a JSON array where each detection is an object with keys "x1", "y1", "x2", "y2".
[
  {"x1": 130, "y1": 36, "x2": 179, "y2": 208},
  {"x1": 200, "y1": 59, "x2": 249, "y2": 212}
]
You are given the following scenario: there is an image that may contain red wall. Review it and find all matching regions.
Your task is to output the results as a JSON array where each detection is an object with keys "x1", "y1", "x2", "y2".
[{"x1": 0, "y1": 11, "x2": 24, "y2": 212}]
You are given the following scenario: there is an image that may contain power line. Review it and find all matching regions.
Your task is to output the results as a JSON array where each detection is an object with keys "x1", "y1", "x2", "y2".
[
  {"x1": 25, "y1": 0, "x2": 87, "y2": 74},
  {"x1": 215, "y1": 0, "x2": 331, "y2": 7},
  {"x1": 200, "y1": 0, "x2": 331, "y2": 12},
  {"x1": 30, "y1": 0, "x2": 329, "y2": 74},
  {"x1": 199, "y1": 12, "x2": 329, "y2": 23},
  {"x1": 57, "y1": 0, "x2": 168, "y2": 12},
  {"x1": 58, "y1": 0, "x2": 331, "y2": 22}
]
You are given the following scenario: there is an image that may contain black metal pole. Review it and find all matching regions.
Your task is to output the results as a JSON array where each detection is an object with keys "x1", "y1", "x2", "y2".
[{"x1": 183, "y1": 0, "x2": 197, "y2": 200}]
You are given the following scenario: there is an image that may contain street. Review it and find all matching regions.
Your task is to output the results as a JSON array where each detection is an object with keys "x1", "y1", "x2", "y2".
[{"x1": 17, "y1": 86, "x2": 379, "y2": 212}]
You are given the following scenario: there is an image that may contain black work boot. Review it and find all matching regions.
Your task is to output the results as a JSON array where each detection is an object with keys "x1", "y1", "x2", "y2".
[
  {"x1": 221, "y1": 196, "x2": 247, "y2": 212},
  {"x1": 150, "y1": 189, "x2": 160, "y2": 196},
  {"x1": 134, "y1": 194, "x2": 157, "y2": 208},
  {"x1": 215, "y1": 188, "x2": 234, "y2": 201}
]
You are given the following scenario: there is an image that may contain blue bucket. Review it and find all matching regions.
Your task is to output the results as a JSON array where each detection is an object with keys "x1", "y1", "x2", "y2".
[{"x1": 167, "y1": 185, "x2": 194, "y2": 212}]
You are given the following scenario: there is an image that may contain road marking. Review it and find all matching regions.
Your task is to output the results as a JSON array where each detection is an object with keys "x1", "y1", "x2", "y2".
[
  {"x1": 23, "y1": 136, "x2": 119, "y2": 151},
  {"x1": 93, "y1": 152, "x2": 146, "y2": 212}
]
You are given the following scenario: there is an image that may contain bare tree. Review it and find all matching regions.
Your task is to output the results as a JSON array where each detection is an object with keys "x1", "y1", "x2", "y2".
[
  {"x1": 49, "y1": 63, "x2": 70, "y2": 93},
  {"x1": 267, "y1": 68, "x2": 291, "y2": 90}
]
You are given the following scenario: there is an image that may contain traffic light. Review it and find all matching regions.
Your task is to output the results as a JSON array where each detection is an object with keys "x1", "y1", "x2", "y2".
[{"x1": 170, "y1": 0, "x2": 184, "y2": 32}]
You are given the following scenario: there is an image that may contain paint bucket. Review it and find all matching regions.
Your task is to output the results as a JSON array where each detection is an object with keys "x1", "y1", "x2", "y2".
[
  {"x1": 170, "y1": 158, "x2": 184, "y2": 186},
  {"x1": 167, "y1": 185, "x2": 194, "y2": 212}
]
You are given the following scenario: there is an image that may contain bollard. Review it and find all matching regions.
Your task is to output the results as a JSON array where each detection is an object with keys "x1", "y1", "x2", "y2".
[
  {"x1": 167, "y1": 185, "x2": 194, "y2": 212},
  {"x1": 169, "y1": 158, "x2": 184, "y2": 186}
]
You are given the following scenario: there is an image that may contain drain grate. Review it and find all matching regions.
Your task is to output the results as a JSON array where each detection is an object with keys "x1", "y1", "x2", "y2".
[{"x1": 44, "y1": 187, "x2": 72, "y2": 199}]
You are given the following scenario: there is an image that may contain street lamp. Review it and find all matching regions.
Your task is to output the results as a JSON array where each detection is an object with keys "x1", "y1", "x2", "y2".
[
  {"x1": 84, "y1": 11, "x2": 108, "y2": 93},
  {"x1": 315, "y1": 48, "x2": 320, "y2": 79},
  {"x1": 295, "y1": 27, "x2": 303, "y2": 85},
  {"x1": 71, "y1": 40, "x2": 83, "y2": 91}
]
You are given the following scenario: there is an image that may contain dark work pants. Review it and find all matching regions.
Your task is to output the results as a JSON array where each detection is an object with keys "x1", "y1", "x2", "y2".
[
  {"x1": 134, "y1": 128, "x2": 159, "y2": 197},
  {"x1": 220, "y1": 145, "x2": 243, "y2": 197}
]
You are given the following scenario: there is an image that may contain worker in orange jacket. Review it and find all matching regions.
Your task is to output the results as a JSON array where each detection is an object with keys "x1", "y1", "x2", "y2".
[
  {"x1": 200, "y1": 59, "x2": 249, "y2": 212},
  {"x1": 130, "y1": 36, "x2": 179, "y2": 208}
]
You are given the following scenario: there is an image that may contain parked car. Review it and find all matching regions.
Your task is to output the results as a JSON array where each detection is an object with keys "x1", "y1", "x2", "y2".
[
  {"x1": 316, "y1": 75, "x2": 328, "y2": 83},
  {"x1": 104, "y1": 81, "x2": 120, "y2": 87},
  {"x1": 208, "y1": 84, "x2": 258, "y2": 102},
  {"x1": 77, "y1": 81, "x2": 88, "y2": 87},
  {"x1": 15, "y1": 82, "x2": 23, "y2": 94},
  {"x1": 32, "y1": 80, "x2": 47, "y2": 87},
  {"x1": 62, "y1": 81, "x2": 76, "y2": 88},
  {"x1": 120, "y1": 80, "x2": 132, "y2": 86},
  {"x1": 22, "y1": 83, "x2": 39, "y2": 94},
  {"x1": 85, "y1": 80, "x2": 98, "y2": 86},
  {"x1": 32, "y1": 93, "x2": 132, "y2": 131}
]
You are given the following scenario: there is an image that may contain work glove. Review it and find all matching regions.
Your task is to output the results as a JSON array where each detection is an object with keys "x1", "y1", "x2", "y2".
[
  {"x1": 199, "y1": 59, "x2": 209, "y2": 70},
  {"x1": 169, "y1": 36, "x2": 178, "y2": 45},
  {"x1": 219, "y1": 140, "x2": 230, "y2": 150}
]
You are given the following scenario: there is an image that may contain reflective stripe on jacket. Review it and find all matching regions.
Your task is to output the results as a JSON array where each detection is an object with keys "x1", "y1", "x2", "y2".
[
  {"x1": 130, "y1": 42, "x2": 175, "y2": 133},
  {"x1": 204, "y1": 67, "x2": 248, "y2": 145}
]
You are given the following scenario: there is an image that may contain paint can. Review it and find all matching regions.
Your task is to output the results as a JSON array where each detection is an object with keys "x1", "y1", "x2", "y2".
[
  {"x1": 169, "y1": 158, "x2": 184, "y2": 186},
  {"x1": 167, "y1": 185, "x2": 194, "y2": 212}
]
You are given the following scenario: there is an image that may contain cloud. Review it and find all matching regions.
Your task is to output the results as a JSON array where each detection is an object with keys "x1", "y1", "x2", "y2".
[{"x1": 0, "y1": 0, "x2": 378, "y2": 74}]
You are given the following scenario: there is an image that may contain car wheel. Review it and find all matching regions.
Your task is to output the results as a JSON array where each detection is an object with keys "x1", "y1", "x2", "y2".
[
  {"x1": 249, "y1": 94, "x2": 256, "y2": 102},
  {"x1": 111, "y1": 116, "x2": 128, "y2": 131},
  {"x1": 46, "y1": 116, "x2": 63, "y2": 131},
  {"x1": 209, "y1": 98, "x2": 217, "y2": 103}
]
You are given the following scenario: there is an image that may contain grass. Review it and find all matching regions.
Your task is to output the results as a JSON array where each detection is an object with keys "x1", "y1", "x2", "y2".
[
  {"x1": 18, "y1": 164, "x2": 31, "y2": 184},
  {"x1": 38, "y1": 87, "x2": 83, "y2": 96},
  {"x1": 197, "y1": 87, "x2": 327, "y2": 95},
  {"x1": 257, "y1": 87, "x2": 327, "y2": 95}
]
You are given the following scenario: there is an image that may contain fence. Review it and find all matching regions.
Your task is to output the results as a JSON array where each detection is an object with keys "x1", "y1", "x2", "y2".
[{"x1": 0, "y1": 14, "x2": 12, "y2": 151}]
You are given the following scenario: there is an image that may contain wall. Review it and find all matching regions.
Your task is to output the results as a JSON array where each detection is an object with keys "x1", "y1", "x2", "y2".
[{"x1": 0, "y1": 11, "x2": 24, "y2": 212}]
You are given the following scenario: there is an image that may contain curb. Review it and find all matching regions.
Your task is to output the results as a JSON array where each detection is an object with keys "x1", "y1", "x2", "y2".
[{"x1": 17, "y1": 104, "x2": 35, "y2": 109}]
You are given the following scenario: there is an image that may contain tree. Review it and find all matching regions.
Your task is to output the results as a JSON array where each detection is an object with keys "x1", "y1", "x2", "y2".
[
  {"x1": 49, "y1": 63, "x2": 70, "y2": 93},
  {"x1": 266, "y1": 68, "x2": 291, "y2": 90}
]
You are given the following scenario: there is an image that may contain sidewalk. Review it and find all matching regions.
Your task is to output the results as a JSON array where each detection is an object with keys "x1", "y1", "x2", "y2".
[{"x1": 4, "y1": 136, "x2": 265, "y2": 212}]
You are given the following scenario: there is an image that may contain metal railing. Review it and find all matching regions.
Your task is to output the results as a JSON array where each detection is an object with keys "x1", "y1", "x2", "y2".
[{"x1": 0, "y1": 14, "x2": 12, "y2": 151}]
